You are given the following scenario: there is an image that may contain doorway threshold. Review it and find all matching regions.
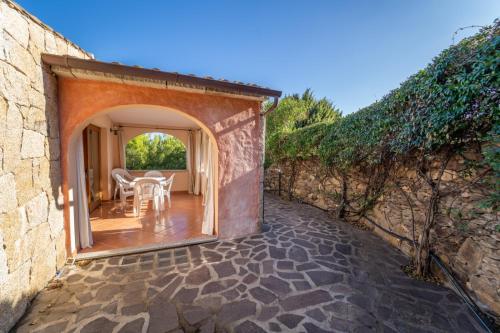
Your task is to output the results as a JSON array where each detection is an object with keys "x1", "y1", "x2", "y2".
[{"x1": 74, "y1": 235, "x2": 218, "y2": 261}]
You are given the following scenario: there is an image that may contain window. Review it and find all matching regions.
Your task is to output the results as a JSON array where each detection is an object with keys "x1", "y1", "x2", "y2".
[{"x1": 125, "y1": 133, "x2": 187, "y2": 170}]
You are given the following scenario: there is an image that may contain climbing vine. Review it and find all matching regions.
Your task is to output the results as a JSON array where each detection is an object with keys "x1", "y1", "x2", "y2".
[{"x1": 266, "y1": 21, "x2": 499, "y2": 277}]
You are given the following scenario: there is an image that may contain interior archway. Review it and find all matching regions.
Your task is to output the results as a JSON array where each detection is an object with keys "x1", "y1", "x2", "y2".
[{"x1": 65, "y1": 104, "x2": 219, "y2": 257}]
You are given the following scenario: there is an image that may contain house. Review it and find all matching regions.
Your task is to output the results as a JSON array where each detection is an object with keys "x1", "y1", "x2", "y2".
[{"x1": 0, "y1": 1, "x2": 281, "y2": 331}]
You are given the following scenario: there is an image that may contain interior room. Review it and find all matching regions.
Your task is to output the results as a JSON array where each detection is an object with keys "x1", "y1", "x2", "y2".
[{"x1": 70, "y1": 105, "x2": 217, "y2": 258}]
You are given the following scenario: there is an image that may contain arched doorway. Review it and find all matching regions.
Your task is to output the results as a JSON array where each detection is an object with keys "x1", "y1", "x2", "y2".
[
  {"x1": 56, "y1": 74, "x2": 269, "y2": 260},
  {"x1": 65, "y1": 105, "x2": 219, "y2": 258}
]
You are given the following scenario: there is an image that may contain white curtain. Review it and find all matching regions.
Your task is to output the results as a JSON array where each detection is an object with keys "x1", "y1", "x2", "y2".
[
  {"x1": 186, "y1": 131, "x2": 193, "y2": 194},
  {"x1": 193, "y1": 130, "x2": 202, "y2": 195},
  {"x1": 117, "y1": 129, "x2": 126, "y2": 168},
  {"x1": 76, "y1": 135, "x2": 93, "y2": 248},
  {"x1": 200, "y1": 132, "x2": 210, "y2": 203},
  {"x1": 201, "y1": 136, "x2": 215, "y2": 235}
]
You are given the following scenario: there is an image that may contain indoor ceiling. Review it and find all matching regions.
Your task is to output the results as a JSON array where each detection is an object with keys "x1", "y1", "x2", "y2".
[{"x1": 106, "y1": 105, "x2": 200, "y2": 129}]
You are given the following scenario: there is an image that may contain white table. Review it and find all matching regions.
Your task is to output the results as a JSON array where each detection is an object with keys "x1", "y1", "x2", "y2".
[
  {"x1": 129, "y1": 176, "x2": 167, "y2": 187},
  {"x1": 130, "y1": 176, "x2": 172, "y2": 213}
]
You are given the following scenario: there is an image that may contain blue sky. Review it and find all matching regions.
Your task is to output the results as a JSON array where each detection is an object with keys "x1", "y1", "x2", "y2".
[{"x1": 17, "y1": 0, "x2": 499, "y2": 114}]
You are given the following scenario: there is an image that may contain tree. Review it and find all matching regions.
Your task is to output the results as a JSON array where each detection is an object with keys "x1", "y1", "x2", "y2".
[
  {"x1": 126, "y1": 133, "x2": 187, "y2": 170},
  {"x1": 265, "y1": 89, "x2": 342, "y2": 166}
]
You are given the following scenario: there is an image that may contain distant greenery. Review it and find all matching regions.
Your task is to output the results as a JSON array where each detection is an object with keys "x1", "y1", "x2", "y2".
[
  {"x1": 126, "y1": 133, "x2": 186, "y2": 170},
  {"x1": 265, "y1": 89, "x2": 342, "y2": 166}
]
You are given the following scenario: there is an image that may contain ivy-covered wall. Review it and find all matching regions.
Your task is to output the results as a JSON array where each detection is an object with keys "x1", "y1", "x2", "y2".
[
  {"x1": 265, "y1": 153, "x2": 499, "y2": 321},
  {"x1": 264, "y1": 21, "x2": 499, "y2": 323}
]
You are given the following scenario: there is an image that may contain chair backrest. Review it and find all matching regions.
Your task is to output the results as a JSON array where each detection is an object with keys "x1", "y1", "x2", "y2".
[
  {"x1": 144, "y1": 170, "x2": 163, "y2": 178},
  {"x1": 165, "y1": 174, "x2": 175, "y2": 193},
  {"x1": 134, "y1": 178, "x2": 162, "y2": 199},
  {"x1": 112, "y1": 168, "x2": 133, "y2": 181},
  {"x1": 123, "y1": 169, "x2": 134, "y2": 180},
  {"x1": 114, "y1": 173, "x2": 129, "y2": 187}
]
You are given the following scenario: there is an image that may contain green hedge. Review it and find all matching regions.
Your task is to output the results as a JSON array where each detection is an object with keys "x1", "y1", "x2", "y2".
[{"x1": 268, "y1": 21, "x2": 499, "y2": 174}]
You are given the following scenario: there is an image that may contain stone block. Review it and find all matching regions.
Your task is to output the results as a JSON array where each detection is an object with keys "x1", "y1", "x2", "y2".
[
  {"x1": 6, "y1": 102, "x2": 23, "y2": 129},
  {"x1": 29, "y1": 88, "x2": 46, "y2": 111},
  {"x1": 48, "y1": 160, "x2": 62, "y2": 191},
  {"x1": 68, "y1": 44, "x2": 85, "y2": 57},
  {"x1": 42, "y1": 69, "x2": 58, "y2": 103},
  {"x1": 48, "y1": 198, "x2": 64, "y2": 237},
  {"x1": 25, "y1": 192, "x2": 48, "y2": 227},
  {"x1": 469, "y1": 274, "x2": 500, "y2": 317},
  {"x1": 0, "y1": 95, "x2": 7, "y2": 141},
  {"x1": 44, "y1": 31, "x2": 57, "y2": 54},
  {"x1": 0, "y1": 207, "x2": 33, "y2": 272},
  {"x1": 29, "y1": 224, "x2": 56, "y2": 292},
  {"x1": 46, "y1": 137, "x2": 60, "y2": 161},
  {"x1": 0, "y1": 148, "x2": 3, "y2": 174},
  {"x1": 0, "y1": 102, "x2": 23, "y2": 172},
  {"x1": 0, "y1": 233, "x2": 7, "y2": 285},
  {"x1": 55, "y1": 36, "x2": 68, "y2": 55},
  {"x1": 27, "y1": 22, "x2": 45, "y2": 65},
  {"x1": 0, "y1": 206, "x2": 28, "y2": 247},
  {"x1": 1, "y1": 30, "x2": 37, "y2": 80},
  {"x1": 33, "y1": 157, "x2": 51, "y2": 191},
  {"x1": 456, "y1": 238, "x2": 483, "y2": 276},
  {"x1": 15, "y1": 159, "x2": 36, "y2": 206},
  {"x1": 0, "y1": 2, "x2": 30, "y2": 48},
  {"x1": 0, "y1": 61, "x2": 30, "y2": 105},
  {"x1": 21, "y1": 105, "x2": 47, "y2": 135},
  {"x1": 0, "y1": 260, "x2": 30, "y2": 332},
  {"x1": 2, "y1": 127, "x2": 22, "y2": 173},
  {"x1": 45, "y1": 100, "x2": 59, "y2": 138},
  {"x1": 0, "y1": 173, "x2": 17, "y2": 213},
  {"x1": 54, "y1": 232, "x2": 66, "y2": 268},
  {"x1": 21, "y1": 129, "x2": 45, "y2": 158}
]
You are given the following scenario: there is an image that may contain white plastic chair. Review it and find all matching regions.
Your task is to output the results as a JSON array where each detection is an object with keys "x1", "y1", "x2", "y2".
[
  {"x1": 144, "y1": 170, "x2": 163, "y2": 178},
  {"x1": 112, "y1": 168, "x2": 134, "y2": 200},
  {"x1": 133, "y1": 178, "x2": 164, "y2": 217},
  {"x1": 163, "y1": 174, "x2": 175, "y2": 208},
  {"x1": 114, "y1": 174, "x2": 134, "y2": 210}
]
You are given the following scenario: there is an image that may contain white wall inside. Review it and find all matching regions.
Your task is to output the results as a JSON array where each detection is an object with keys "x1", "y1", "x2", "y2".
[{"x1": 106, "y1": 105, "x2": 200, "y2": 128}]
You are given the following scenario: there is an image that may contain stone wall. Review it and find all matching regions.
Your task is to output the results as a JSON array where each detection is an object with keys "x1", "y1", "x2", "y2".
[
  {"x1": 0, "y1": 1, "x2": 91, "y2": 331},
  {"x1": 265, "y1": 154, "x2": 499, "y2": 322}
]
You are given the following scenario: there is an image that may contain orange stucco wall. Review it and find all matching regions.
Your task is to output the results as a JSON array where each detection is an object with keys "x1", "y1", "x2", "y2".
[{"x1": 58, "y1": 78, "x2": 263, "y2": 253}]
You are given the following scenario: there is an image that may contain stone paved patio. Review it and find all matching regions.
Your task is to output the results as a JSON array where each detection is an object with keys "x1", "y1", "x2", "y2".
[{"x1": 14, "y1": 194, "x2": 484, "y2": 333}]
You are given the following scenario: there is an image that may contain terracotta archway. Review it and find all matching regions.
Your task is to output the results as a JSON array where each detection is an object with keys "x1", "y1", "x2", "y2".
[{"x1": 58, "y1": 77, "x2": 264, "y2": 255}]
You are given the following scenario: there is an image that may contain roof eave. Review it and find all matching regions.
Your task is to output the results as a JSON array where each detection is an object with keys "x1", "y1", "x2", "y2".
[{"x1": 42, "y1": 54, "x2": 282, "y2": 100}]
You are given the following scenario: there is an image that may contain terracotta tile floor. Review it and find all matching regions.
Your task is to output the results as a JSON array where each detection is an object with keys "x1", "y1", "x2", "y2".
[{"x1": 80, "y1": 192, "x2": 204, "y2": 253}]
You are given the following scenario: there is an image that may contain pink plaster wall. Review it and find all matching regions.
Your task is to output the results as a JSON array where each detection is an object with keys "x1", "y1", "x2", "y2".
[{"x1": 58, "y1": 77, "x2": 263, "y2": 252}]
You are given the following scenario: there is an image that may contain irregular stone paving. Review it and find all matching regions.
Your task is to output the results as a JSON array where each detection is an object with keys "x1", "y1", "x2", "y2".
[{"x1": 14, "y1": 194, "x2": 484, "y2": 333}]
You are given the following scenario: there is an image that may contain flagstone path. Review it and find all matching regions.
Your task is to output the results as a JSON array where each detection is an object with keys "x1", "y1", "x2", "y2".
[{"x1": 14, "y1": 194, "x2": 483, "y2": 332}]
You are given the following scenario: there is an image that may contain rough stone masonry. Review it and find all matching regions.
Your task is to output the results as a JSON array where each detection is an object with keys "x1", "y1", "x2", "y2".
[
  {"x1": 265, "y1": 156, "x2": 499, "y2": 324},
  {"x1": 0, "y1": 1, "x2": 92, "y2": 331}
]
